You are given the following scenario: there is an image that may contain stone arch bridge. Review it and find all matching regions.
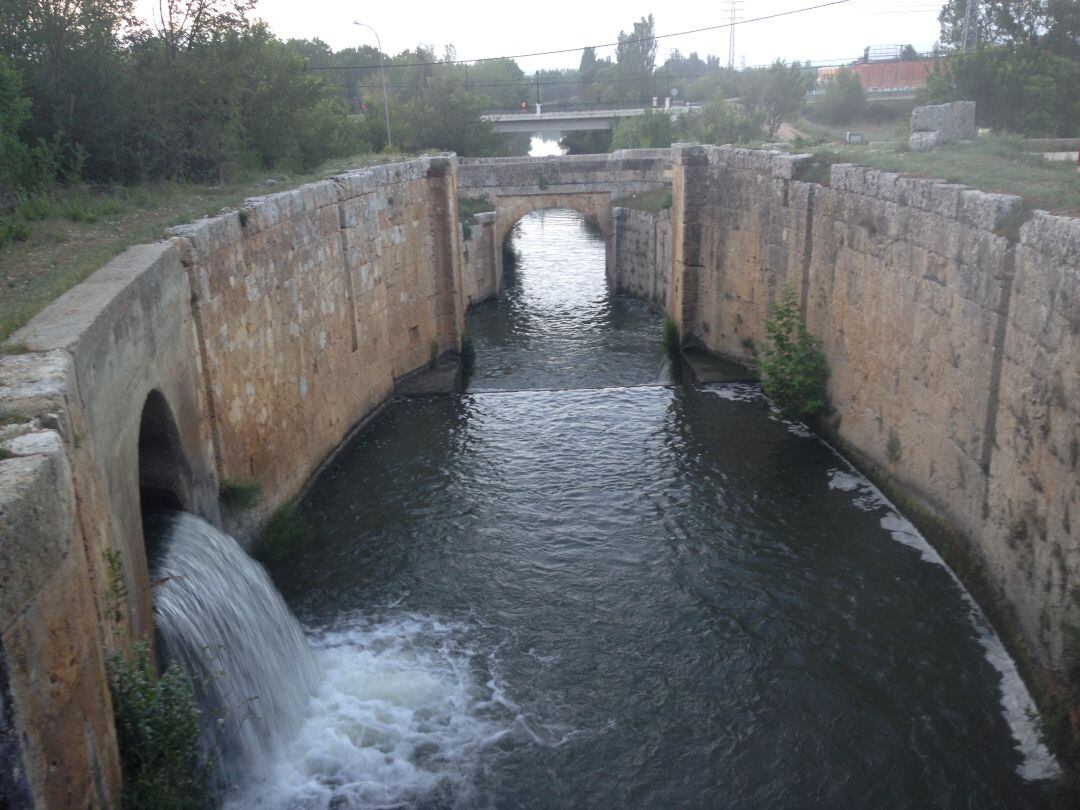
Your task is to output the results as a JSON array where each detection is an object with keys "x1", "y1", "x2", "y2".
[{"x1": 456, "y1": 150, "x2": 671, "y2": 298}]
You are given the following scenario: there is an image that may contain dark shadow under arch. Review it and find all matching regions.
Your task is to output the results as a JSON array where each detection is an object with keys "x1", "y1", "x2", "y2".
[{"x1": 138, "y1": 390, "x2": 191, "y2": 522}]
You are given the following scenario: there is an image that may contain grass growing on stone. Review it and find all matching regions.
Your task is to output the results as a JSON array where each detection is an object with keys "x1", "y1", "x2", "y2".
[
  {"x1": 613, "y1": 186, "x2": 673, "y2": 212},
  {"x1": 0, "y1": 153, "x2": 411, "y2": 343},
  {"x1": 809, "y1": 135, "x2": 1080, "y2": 217},
  {"x1": 661, "y1": 313, "x2": 680, "y2": 358},
  {"x1": 256, "y1": 497, "x2": 309, "y2": 566},
  {"x1": 219, "y1": 478, "x2": 263, "y2": 512},
  {"x1": 458, "y1": 196, "x2": 493, "y2": 222}
]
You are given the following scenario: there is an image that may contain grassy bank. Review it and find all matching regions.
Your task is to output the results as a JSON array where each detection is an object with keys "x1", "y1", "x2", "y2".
[
  {"x1": 612, "y1": 186, "x2": 673, "y2": 212},
  {"x1": 0, "y1": 153, "x2": 409, "y2": 343},
  {"x1": 802, "y1": 134, "x2": 1080, "y2": 217}
]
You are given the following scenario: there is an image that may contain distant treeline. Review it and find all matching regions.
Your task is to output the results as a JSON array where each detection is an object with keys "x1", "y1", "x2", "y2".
[
  {"x1": 3, "y1": 1, "x2": 1076, "y2": 201},
  {"x1": 0, "y1": 0, "x2": 535, "y2": 196}
]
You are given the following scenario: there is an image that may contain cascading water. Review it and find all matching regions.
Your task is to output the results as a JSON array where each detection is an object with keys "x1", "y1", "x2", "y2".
[
  {"x1": 147, "y1": 512, "x2": 509, "y2": 807},
  {"x1": 147, "y1": 512, "x2": 321, "y2": 788}
]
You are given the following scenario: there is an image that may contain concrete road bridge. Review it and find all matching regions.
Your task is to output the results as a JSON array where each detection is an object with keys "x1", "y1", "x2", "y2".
[{"x1": 481, "y1": 105, "x2": 700, "y2": 133}]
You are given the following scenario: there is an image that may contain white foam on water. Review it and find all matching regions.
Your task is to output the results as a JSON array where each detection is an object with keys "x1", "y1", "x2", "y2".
[
  {"x1": 696, "y1": 384, "x2": 1057, "y2": 780},
  {"x1": 228, "y1": 615, "x2": 516, "y2": 809},
  {"x1": 784, "y1": 421, "x2": 814, "y2": 438},
  {"x1": 704, "y1": 382, "x2": 765, "y2": 403},
  {"x1": 824, "y1": 465, "x2": 1061, "y2": 781}
]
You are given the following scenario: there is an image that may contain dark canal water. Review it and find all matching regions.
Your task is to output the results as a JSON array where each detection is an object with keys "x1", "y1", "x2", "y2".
[{"x1": 246, "y1": 209, "x2": 1057, "y2": 808}]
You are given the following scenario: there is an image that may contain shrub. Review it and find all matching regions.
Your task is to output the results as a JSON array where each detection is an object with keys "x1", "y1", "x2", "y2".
[
  {"x1": 0, "y1": 215, "x2": 29, "y2": 248},
  {"x1": 107, "y1": 643, "x2": 209, "y2": 809},
  {"x1": 812, "y1": 69, "x2": 866, "y2": 125},
  {"x1": 760, "y1": 284, "x2": 829, "y2": 421}
]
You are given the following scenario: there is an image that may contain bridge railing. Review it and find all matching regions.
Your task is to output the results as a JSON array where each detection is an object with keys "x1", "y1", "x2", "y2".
[{"x1": 481, "y1": 100, "x2": 701, "y2": 116}]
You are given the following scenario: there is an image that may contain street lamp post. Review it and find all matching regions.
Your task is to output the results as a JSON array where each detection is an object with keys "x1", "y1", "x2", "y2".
[{"x1": 353, "y1": 21, "x2": 392, "y2": 148}]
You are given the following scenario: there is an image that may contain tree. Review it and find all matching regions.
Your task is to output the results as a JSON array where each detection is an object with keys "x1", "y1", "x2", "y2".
[
  {"x1": 579, "y1": 45, "x2": 599, "y2": 96},
  {"x1": 813, "y1": 68, "x2": 866, "y2": 125},
  {"x1": 0, "y1": 0, "x2": 138, "y2": 179},
  {"x1": 394, "y1": 72, "x2": 506, "y2": 157},
  {"x1": 610, "y1": 109, "x2": 675, "y2": 149},
  {"x1": 467, "y1": 58, "x2": 527, "y2": 109},
  {"x1": 738, "y1": 60, "x2": 814, "y2": 137},
  {"x1": 922, "y1": 43, "x2": 1080, "y2": 136},
  {"x1": 684, "y1": 96, "x2": 763, "y2": 145},
  {"x1": 900, "y1": 44, "x2": 920, "y2": 60},
  {"x1": 149, "y1": 0, "x2": 256, "y2": 55},
  {"x1": 0, "y1": 53, "x2": 55, "y2": 192},
  {"x1": 612, "y1": 14, "x2": 657, "y2": 103},
  {"x1": 937, "y1": 0, "x2": 1079, "y2": 56},
  {"x1": 559, "y1": 129, "x2": 611, "y2": 154}
]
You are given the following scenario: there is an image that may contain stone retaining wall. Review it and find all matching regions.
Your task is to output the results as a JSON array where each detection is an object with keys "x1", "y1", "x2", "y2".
[
  {"x1": 1, "y1": 145, "x2": 1076, "y2": 806},
  {"x1": 668, "y1": 144, "x2": 1079, "y2": 686},
  {"x1": 0, "y1": 155, "x2": 464, "y2": 808},
  {"x1": 611, "y1": 206, "x2": 672, "y2": 310},
  {"x1": 462, "y1": 212, "x2": 498, "y2": 305}
]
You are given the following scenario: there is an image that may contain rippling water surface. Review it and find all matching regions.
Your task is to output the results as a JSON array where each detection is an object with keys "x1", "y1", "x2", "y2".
[{"x1": 256, "y1": 210, "x2": 1054, "y2": 808}]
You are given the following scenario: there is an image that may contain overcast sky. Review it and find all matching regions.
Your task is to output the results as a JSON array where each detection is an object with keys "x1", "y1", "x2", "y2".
[{"x1": 138, "y1": 0, "x2": 946, "y2": 72}]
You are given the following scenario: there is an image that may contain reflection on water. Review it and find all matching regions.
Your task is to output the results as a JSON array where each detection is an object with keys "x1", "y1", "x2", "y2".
[
  {"x1": 255, "y1": 208, "x2": 1056, "y2": 808},
  {"x1": 467, "y1": 210, "x2": 668, "y2": 390},
  {"x1": 529, "y1": 135, "x2": 565, "y2": 157}
]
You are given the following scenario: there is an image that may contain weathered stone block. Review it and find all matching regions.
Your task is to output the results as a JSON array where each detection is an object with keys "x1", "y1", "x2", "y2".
[{"x1": 909, "y1": 130, "x2": 941, "y2": 152}]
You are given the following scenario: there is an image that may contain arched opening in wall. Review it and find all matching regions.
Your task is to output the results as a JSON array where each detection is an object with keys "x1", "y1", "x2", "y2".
[
  {"x1": 465, "y1": 205, "x2": 665, "y2": 391},
  {"x1": 138, "y1": 390, "x2": 190, "y2": 532},
  {"x1": 499, "y1": 208, "x2": 608, "y2": 307},
  {"x1": 494, "y1": 193, "x2": 613, "y2": 288}
]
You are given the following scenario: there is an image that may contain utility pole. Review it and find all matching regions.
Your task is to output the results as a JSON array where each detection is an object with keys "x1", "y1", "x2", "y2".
[
  {"x1": 727, "y1": 0, "x2": 742, "y2": 69},
  {"x1": 353, "y1": 21, "x2": 392, "y2": 148},
  {"x1": 961, "y1": 0, "x2": 978, "y2": 53}
]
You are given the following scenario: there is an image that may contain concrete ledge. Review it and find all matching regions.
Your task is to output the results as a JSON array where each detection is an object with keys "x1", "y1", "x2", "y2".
[{"x1": 0, "y1": 432, "x2": 74, "y2": 631}]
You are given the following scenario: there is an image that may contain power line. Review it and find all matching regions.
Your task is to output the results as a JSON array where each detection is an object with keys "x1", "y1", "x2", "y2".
[
  {"x1": 323, "y1": 49, "x2": 941, "y2": 93},
  {"x1": 307, "y1": 0, "x2": 853, "y2": 72}
]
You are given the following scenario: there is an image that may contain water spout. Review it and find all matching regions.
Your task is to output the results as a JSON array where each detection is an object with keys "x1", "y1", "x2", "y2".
[{"x1": 148, "y1": 512, "x2": 320, "y2": 788}]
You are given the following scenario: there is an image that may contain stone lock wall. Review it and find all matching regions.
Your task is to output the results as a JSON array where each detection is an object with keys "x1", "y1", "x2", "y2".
[
  {"x1": 666, "y1": 144, "x2": 1079, "y2": 687},
  {"x1": 1, "y1": 144, "x2": 1076, "y2": 807},
  {"x1": 461, "y1": 212, "x2": 498, "y2": 305},
  {"x1": 611, "y1": 206, "x2": 672, "y2": 311},
  {"x1": 0, "y1": 155, "x2": 464, "y2": 808},
  {"x1": 169, "y1": 157, "x2": 463, "y2": 513}
]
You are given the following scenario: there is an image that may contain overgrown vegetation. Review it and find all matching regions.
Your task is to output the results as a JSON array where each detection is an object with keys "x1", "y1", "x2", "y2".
[
  {"x1": 759, "y1": 284, "x2": 829, "y2": 421},
  {"x1": 928, "y1": 0, "x2": 1080, "y2": 137},
  {"x1": 107, "y1": 643, "x2": 209, "y2": 810},
  {"x1": 924, "y1": 45, "x2": 1080, "y2": 137}
]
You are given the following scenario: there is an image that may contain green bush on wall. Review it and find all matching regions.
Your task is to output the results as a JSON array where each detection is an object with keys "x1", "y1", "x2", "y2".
[
  {"x1": 760, "y1": 284, "x2": 829, "y2": 421},
  {"x1": 107, "y1": 643, "x2": 209, "y2": 809}
]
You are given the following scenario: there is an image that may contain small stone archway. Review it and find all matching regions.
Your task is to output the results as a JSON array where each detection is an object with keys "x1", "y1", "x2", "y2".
[
  {"x1": 493, "y1": 192, "x2": 613, "y2": 282},
  {"x1": 137, "y1": 389, "x2": 194, "y2": 522}
]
